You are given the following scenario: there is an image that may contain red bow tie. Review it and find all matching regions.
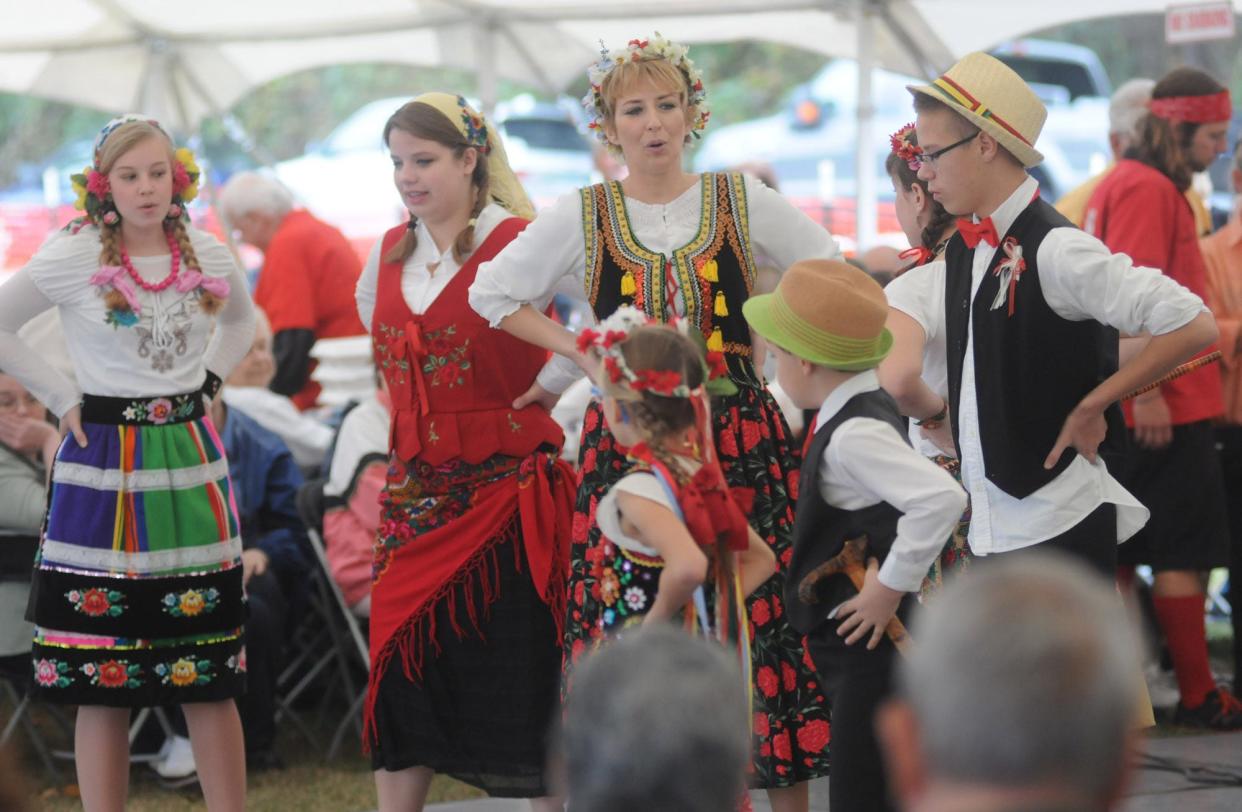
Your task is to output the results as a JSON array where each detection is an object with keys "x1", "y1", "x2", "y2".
[{"x1": 957, "y1": 217, "x2": 999, "y2": 249}]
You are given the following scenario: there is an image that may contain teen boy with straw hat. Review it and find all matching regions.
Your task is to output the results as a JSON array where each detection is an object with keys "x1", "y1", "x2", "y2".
[
  {"x1": 904, "y1": 52, "x2": 1218, "y2": 576},
  {"x1": 744, "y1": 259, "x2": 967, "y2": 812}
]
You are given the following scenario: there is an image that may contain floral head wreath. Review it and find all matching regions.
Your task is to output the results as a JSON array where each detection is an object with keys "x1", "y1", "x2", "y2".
[
  {"x1": 582, "y1": 32, "x2": 710, "y2": 154},
  {"x1": 575, "y1": 305, "x2": 736, "y2": 399},
  {"x1": 889, "y1": 122, "x2": 923, "y2": 171},
  {"x1": 70, "y1": 114, "x2": 200, "y2": 226}
]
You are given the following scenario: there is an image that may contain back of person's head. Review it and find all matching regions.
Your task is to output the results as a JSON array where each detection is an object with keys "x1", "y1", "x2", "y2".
[
  {"x1": 601, "y1": 323, "x2": 706, "y2": 441},
  {"x1": 216, "y1": 170, "x2": 295, "y2": 224},
  {"x1": 558, "y1": 626, "x2": 750, "y2": 812},
  {"x1": 1109, "y1": 78, "x2": 1156, "y2": 141},
  {"x1": 886, "y1": 126, "x2": 954, "y2": 252},
  {"x1": 1134, "y1": 67, "x2": 1228, "y2": 191},
  {"x1": 887, "y1": 552, "x2": 1140, "y2": 809}
]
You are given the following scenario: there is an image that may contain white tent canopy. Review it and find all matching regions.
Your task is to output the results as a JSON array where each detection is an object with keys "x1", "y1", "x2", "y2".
[{"x1": 0, "y1": 0, "x2": 1236, "y2": 246}]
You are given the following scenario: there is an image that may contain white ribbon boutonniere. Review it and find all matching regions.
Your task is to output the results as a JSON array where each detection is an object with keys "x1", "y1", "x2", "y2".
[{"x1": 989, "y1": 237, "x2": 1025, "y2": 316}]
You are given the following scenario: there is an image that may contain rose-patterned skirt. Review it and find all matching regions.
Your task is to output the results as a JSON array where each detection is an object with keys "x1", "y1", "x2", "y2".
[
  {"x1": 565, "y1": 384, "x2": 832, "y2": 787},
  {"x1": 27, "y1": 393, "x2": 245, "y2": 706}
]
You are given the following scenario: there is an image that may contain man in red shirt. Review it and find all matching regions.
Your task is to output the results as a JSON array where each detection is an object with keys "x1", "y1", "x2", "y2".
[
  {"x1": 219, "y1": 172, "x2": 365, "y2": 410},
  {"x1": 1201, "y1": 138, "x2": 1242, "y2": 691},
  {"x1": 1086, "y1": 67, "x2": 1239, "y2": 729}
]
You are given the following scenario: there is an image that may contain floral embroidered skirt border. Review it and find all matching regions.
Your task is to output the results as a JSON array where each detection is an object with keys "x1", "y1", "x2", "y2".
[{"x1": 27, "y1": 404, "x2": 246, "y2": 707}]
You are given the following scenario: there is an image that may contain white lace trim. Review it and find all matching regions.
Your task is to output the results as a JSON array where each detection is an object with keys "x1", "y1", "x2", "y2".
[
  {"x1": 52, "y1": 457, "x2": 230, "y2": 492},
  {"x1": 39, "y1": 536, "x2": 242, "y2": 573}
]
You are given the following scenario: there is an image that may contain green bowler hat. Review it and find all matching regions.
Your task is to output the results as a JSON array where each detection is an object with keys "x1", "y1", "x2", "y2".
[{"x1": 742, "y1": 259, "x2": 892, "y2": 371}]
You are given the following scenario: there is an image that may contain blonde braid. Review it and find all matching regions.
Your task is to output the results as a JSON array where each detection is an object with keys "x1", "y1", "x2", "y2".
[
  {"x1": 168, "y1": 218, "x2": 201, "y2": 272},
  {"x1": 98, "y1": 221, "x2": 122, "y2": 267}
]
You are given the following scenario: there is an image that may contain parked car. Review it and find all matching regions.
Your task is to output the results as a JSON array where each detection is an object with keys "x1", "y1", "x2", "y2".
[
  {"x1": 694, "y1": 40, "x2": 1113, "y2": 248},
  {"x1": 274, "y1": 93, "x2": 595, "y2": 257}
]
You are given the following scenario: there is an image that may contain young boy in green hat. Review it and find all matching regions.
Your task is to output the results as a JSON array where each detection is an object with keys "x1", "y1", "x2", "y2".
[{"x1": 743, "y1": 258, "x2": 967, "y2": 812}]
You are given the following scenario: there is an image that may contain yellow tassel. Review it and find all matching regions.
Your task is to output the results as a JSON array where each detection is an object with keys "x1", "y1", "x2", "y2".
[
  {"x1": 714, "y1": 291, "x2": 728, "y2": 317},
  {"x1": 620, "y1": 270, "x2": 636, "y2": 297},
  {"x1": 700, "y1": 258, "x2": 719, "y2": 282},
  {"x1": 707, "y1": 327, "x2": 724, "y2": 352}
]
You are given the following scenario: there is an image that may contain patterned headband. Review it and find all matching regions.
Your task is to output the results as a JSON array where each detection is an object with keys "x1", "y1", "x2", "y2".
[{"x1": 1148, "y1": 90, "x2": 1232, "y2": 124}]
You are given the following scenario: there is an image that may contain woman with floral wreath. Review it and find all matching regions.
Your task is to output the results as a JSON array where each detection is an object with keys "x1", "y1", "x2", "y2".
[
  {"x1": 470, "y1": 34, "x2": 840, "y2": 811},
  {"x1": 356, "y1": 93, "x2": 574, "y2": 811},
  {"x1": 0, "y1": 115, "x2": 256, "y2": 810}
]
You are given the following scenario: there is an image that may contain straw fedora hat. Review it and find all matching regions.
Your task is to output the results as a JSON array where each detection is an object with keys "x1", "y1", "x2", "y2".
[
  {"x1": 742, "y1": 259, "x2": 891, "y2": 371},
  {"x1": 908, "y1": 51, "x2": 1046, "y2": 168}
]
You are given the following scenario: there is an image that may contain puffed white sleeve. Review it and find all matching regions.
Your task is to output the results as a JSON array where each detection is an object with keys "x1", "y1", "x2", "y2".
[
  {"x1": 0, "y1": 270, "x2": 80, "y2": 417},
  {"x1": 743, "y1": 174, "x2": 843, "y2": 271},
  {"x1": 469, "y1": 192, "x2": 590, "y2": 328},
  {"x1": 355, "y1": 239, "x2": 383, "y2": 333},
  {"x1": 195, "y1": 232, "x2": 257, "y2": 381}
]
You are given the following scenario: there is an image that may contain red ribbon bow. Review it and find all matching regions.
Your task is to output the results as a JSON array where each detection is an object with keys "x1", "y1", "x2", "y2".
[
  {"x1": 898, "y1": 246, "x2": 934, "y2": 268},
  {"x1": 957, "y1": 217, "x2": 999, "y2": 249}
]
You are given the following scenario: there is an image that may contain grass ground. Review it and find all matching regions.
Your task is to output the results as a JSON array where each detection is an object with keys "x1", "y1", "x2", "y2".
[{"x1": 8, "y1": 709, "x2": 484, "y2": 811}]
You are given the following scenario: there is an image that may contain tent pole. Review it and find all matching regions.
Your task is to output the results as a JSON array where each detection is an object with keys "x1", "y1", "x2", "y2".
[
  {"x1": 476, "y1": 21, "x2": 498, "y2": 116},
  {"x1": 854, "y1": 0, "x2": 877, "y2": 254}
]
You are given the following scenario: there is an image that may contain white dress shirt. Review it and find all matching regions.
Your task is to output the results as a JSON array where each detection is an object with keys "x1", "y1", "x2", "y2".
[
  {"x1": 880, "y1": 259, "x2": 948, "y2": 457},
  {"x1": 468, "y1": 173, "x2": 842, "y2": 394},
  {"x1": 813, "y1": 370, "x2": 968, "y2": 593},
  {"x1": 952, "y1": 176, "x2": 1208, "y2": 554}
]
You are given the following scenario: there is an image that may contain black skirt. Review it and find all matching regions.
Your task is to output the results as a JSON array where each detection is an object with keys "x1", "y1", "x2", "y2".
[
  {"x1": 368, "y1": 535, "x2": 561, "y2": 797},
  {"x1": 1116, "y1": 420, "x2": 1230, "y2": 571}
]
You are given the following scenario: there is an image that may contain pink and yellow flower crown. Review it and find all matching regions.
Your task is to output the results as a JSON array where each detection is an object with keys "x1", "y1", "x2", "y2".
[
  {"x1": 70, "y1": 114, "x2": 200, "y2": 225},
  {"x1": 576, "y1": 305, "x2": 732, "y2": 399},
  {"x1": 889, "y1": 122, "x2": 923, "y2": 171},
  {"x1": 582, "y1": 32, "x2": 710, "y2": 154}
]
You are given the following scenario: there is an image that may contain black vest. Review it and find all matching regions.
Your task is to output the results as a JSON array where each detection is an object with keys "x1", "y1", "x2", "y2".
[
  {"x1": 944, "y1": 198, "x2": 1123, "y2": 499},
  {"x1": 580, "y1": 172, "x2": 762, "y2": 387},
  {"x1": 786, "y1": 389, "x2": 905, "y2": 636}
]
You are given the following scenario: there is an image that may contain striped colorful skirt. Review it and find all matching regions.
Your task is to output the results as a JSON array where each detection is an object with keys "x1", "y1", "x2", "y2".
[{"x1": 27, "y1": 392, "x2": 246, "y2": 707}]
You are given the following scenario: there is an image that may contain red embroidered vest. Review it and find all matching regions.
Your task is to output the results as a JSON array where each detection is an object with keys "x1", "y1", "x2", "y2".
[{"x1": 371, "y1": 218, "x2": 563, "y2": 464}]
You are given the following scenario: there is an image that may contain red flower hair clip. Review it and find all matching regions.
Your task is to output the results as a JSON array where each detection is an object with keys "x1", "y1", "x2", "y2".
[{"x1": 890, "y1": 123, "x2": 923, "y2": 171}]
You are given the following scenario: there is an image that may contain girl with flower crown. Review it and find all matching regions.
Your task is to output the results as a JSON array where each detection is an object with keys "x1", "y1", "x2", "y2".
[
  {"x1": 0, "y1": 116, "x2": 255, "y2": 809},
  {"x1": 876, "y1": 124, "x2": 971, "y2": 596},
  {"x1": 470, "y1": 33, "x2": 839, "y2": 809},
  {"x1": 583, "y1": 308, "x2": 775, "y2": 641},
  {"x1": 355, "y1": 93, "x2": 574, "y2": 812}
]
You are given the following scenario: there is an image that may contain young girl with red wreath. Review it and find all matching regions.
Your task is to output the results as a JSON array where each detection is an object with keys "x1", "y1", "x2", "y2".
[
  {"x1": 582, "y1": 306, "x2": 775, "y2": 643},
  {"x1": 469, "y1": 34, "x2": 840, "y2": 809},
  {"x1": 354, "y1": 92, "x2": 575, "y2": 811},
  {"x1": 0, "y1": 115, "x2": 256, "y2": 810}
]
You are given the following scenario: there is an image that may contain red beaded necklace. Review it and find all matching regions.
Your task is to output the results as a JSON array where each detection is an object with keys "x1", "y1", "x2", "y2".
[{"x1": 120, "y1": 228, "x2": 181, "y2": 292}]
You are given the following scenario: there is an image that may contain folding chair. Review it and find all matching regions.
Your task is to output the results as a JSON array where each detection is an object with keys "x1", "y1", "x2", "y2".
[{"x1": 280, "y1": 478, "x2": 370, "y2": 759}]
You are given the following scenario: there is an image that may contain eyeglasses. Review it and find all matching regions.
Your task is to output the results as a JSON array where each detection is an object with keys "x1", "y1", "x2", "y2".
[{"x1": 918, "y1": 130, "x2": 980, "y2": 168}]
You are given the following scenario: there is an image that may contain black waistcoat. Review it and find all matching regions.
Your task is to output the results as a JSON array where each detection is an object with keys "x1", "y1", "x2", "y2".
[
  {"x1": 786, "y1": 389, "x2": 905, "y2": 636},
  {"x1": 944, "y1": 198, "x2": 1123, "y2": 499}
]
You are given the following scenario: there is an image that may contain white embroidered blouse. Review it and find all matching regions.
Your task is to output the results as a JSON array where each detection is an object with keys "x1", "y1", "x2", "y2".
[
  {"x1": 0, "y1": 225, "x2": 255, "y2": 417},
  {"x1": 469, "y1": 173, "x2": 842, "y2": 393}
]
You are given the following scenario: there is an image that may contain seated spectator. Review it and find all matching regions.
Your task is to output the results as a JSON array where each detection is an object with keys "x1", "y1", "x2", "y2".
[
  {"x1": 322, "y1": 378, "x2": 391, "y2": 616},
  {"x1": 877, "y1": 552, "x2": 1142, "y2": 812},
  {"x1": 557, "y1": 626, "x2": 751, "y2": 812},
  {"x1": 223, "y1": 307, "x2": 334, "y2": 471},
  {"x1": 157, "y1": 398, "x2": 312, "y2": 776},
  {"x1": 217, "y1": 171, "x2": 366, "y2": 410},
  {"x1": 0, "y1": 373, "x2": 55, "y2": 665}
]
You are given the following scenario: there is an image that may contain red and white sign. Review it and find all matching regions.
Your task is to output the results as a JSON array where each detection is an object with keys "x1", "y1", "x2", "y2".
[{"x1": 1166, "y1": 2, "x2": 1237, "y2": 44}]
